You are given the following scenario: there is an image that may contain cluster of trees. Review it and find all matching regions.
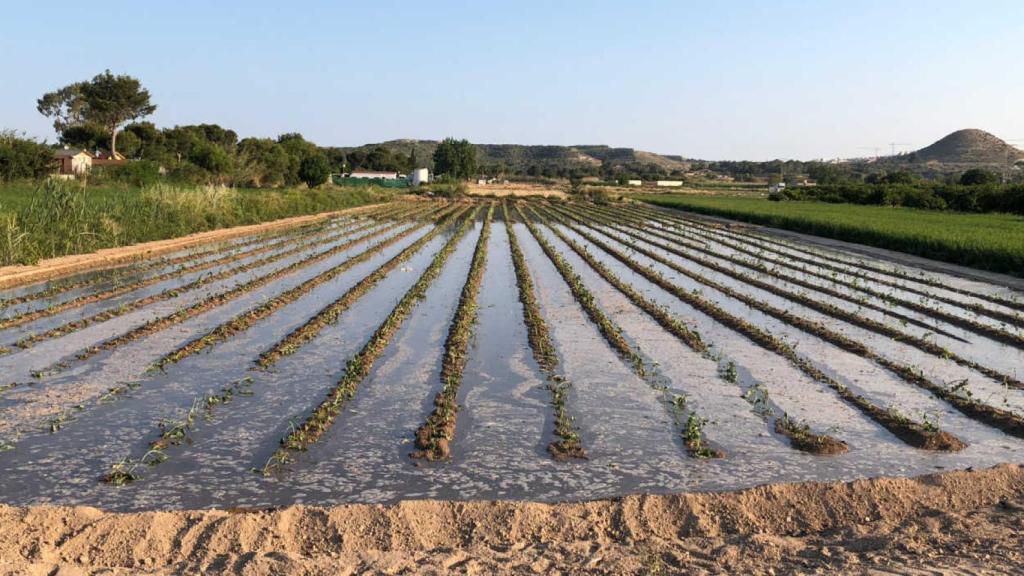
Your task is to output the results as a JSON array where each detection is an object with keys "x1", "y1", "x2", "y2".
[
  {"x1": 770, "y1": 168, "x2": 1024, "y2": 214},
  {"x1": 432, "y1": 138, "x2": 477, "y2": 179},
  {"x1": 344, "y1": 146, "x2": 417, "y2": 173},
  {"x1": 61, "y1": 124, "x2": 331, "y2": 188},
  {"x1": 22, "y1": 71, "x2": 335, "y2": 188}
]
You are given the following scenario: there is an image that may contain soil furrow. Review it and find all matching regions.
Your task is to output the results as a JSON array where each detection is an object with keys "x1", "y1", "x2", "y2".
[
  {"x1": 153, "y1": 204, "x2": 450, "y2": 370},
  {"x1": 0, "y1": 217, "x2": 350, "y2": 329},
  {"x1": 544, "y1": 206, "x2": 966, "y2": 451},
  {"x1": 502, "y1": 202, "x2": 585, "y2": 460},
  {"x1": 516, "y1": 203, "x2": 722, "y2": 458},
  {"x1": 616, "y1": 202, "x2": 1024, "y2": 336},
  {"x1": 253, "y1": 204, "x2": 466, "y2": 369},
  {"x1": 5, "y1": 212, "x2": 401, "y2": 351},
  {"x1": 264, "y1": 205, "x2": 481, "y2": 468},
  {"x1": 16, "y1": 205, "x2": 433, "y2": 382},
  {"x1": 559, "y1": 204, "x2": 1024, "y2": 390},
  {"x1": 634, "y1": 202, "x2": 1024, "y2": 317},
  {"x1": 412, "y1": 203, "x2": 494, "y2": 461},
  {"x1": 536, "y1": 205, "x2": 847, "y2": 455}
]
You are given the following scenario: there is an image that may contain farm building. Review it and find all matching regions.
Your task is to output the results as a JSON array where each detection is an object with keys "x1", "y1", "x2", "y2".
[
  {"x1": 655, "y1": 180, "x2": 683, "y2": 187},
  {"x1": 334, "y1": 170, "x2": 410, "y2": 188},
  {"x1": 410, "y1": 168, "x2": 430, "y2": 187},
  {"x1": 627, "y1": 180, "x2": 642, "y2": 186},
  {"x1": 53, "y1": 149, "x2": 92, "y2": 175},
  {"x1": 90, "y1": 149, "x2": 127, "y2": 168},
  {"x1": 348, "y1": 171, "x2": 400, "y2": 180},
  {"x1": 768, "y1": 182, "x2": 787, "y2": 194}
]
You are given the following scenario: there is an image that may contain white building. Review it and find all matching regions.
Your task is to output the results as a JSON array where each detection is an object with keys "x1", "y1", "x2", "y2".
[
  {"x1": 627, "y1": 179, "x2": 642, "y2": 186},
  {"x1": 410, "y1": 168, "x2": 429, "y2": 187},
  {"x1": 655, "y1": 180, "x2": 683, "y2": 187},
  {"x1": 768, "y1": 182, "x2": 787, "y2": 194},
  {"x1": 348, "y1": 171, "x2": 400, "y2": 180},
  {"x1": 53, "y1": 149, "x2": 92, "y2": 175}
]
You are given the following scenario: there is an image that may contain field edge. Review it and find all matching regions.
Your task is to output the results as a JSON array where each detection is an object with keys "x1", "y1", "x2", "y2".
[
  {"x1": 1, "y1": 463, "x2": 1021, "y2": 574},
  {"x1": 0, "y1": 202, "x2": 389, "y2": 290}
]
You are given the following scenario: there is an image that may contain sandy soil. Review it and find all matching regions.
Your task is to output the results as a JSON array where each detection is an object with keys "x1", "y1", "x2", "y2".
[
  {"x1": 0, "y1": 204, "x2": 381, "y2": 290},
  {"x1": 1, "y1": 464, "x2": 1021, "y2": 575},
  {"x1": 467, "y1": 182, "x2": 567, "y2": 198}
]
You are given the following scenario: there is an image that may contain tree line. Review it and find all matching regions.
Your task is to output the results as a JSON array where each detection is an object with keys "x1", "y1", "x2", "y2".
[
  {"x1": 2, "y1": 71, "x2": 447, "y2": 187},
  {"x1": 770, "y1": 169, "x2": 1024, "y2": 215}
]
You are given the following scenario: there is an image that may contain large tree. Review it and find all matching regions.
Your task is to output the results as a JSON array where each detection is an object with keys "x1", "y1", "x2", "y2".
[
  {"x1": 37, "y1": 70, "x2": 156, "y2": 157},
  {"x1": 432, "y1": 137, "x2": 477, "y2": 179}
]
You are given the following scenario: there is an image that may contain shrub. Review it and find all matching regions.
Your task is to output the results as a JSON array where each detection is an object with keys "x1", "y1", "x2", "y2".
[
  {"x1": 423, "y1": 177, "x2": 466, "y2": 198},
  {"x1": 0, "y1": 131, "x2": 53, "y2": 181},
  {"x1": 298, "y1": 152, "x2": 331, "y2": 188},
  {"x1": 91, "y1": 160, "x2": 163, "y2": 187}
]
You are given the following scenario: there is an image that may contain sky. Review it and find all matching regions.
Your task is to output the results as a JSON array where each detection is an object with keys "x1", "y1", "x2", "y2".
[{"x1": 2, "y1": 0, "x2": 1022, "y2": 161}]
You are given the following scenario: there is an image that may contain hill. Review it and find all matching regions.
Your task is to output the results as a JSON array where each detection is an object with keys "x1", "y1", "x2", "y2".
[
  {"x1": 333, "y1": 140, "x2": 690, "y2": 175},
  {"x1": 912, "y1": 129, "x2": 1024, "y2": 165}
]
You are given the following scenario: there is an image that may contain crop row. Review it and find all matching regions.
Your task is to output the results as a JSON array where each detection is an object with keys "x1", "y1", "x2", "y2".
[
  {"x1": 264, "y1": 205, "x2": 482, "y2": 470},
  {"x1": 596, "y1": 204, "x2": 1012, "y2": 342},
  {"x1": 0, "y1": 215, "x2": 355, "y2": 330},
  {"x1": 543, "y1": 205, "x2": 966, "y2": 451},
  {"x1": 502, "y1": 203, "x2": 584, "y2": 460},
  {"x1": 17, "y1": 204, "x2": 433, "y2": 383},
  {"x1": 516, "y1": 203, "x2": 722, "y2": 458},
  {"x1": 413, "y1": 203, "x2": 494, "y2": 461},
  {"x1": 561, "y1": 204, "x2": 1024, "y2": 390},
  {"x1": 535, "y1": 205, "x2": 847, "y2": 455},
  {"x1": 253, "y1": 204, "x2": 467, "y2": 369},
  {"x1": 104, "y1": 376, "x2": 255, "y2": 485},
  {"x1": 630, "y1": 202, "x2": 1024, "y2": 318},
  {"x1": 153, "y1": 203, "x2": 451, "y2": 370},
  {"x1": 619, "y1": 203, "x2": 1024, "y2": 335},
  {"x1": 0, "y1": 219, "x2": 325, "y2": 311},
  {"x1": 2, "y1": 201, "x2": 415, "y2": 321},
  {"x1": 1, "y1": 204, "x2": 441, "y2": 445},
  {"x1": 4, "y1": 210, "x2": 402, "y2": 352},
  {"x1": 571, "y1": 204, "x2": 1024, "y2": 436}
]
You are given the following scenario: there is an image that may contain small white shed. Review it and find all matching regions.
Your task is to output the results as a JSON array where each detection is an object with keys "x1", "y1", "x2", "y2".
[{"x1": 410, "y1": 168, "x2": 429, "y2": 187}]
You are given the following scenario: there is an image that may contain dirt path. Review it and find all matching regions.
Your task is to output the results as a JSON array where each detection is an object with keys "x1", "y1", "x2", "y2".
[
  {"x1": 0, "y1": 204, "x2": 383, "y2": 290},
  {"x1": 1, "y1": 464, "x2": 1020, "y2": 575}
]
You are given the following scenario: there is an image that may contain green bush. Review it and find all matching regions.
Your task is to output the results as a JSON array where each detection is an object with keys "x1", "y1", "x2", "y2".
[
  {"x1": 90, "y1": 160, "x2": 163, "y2": 187},
  {"x1": 772, "y1": 182, "x2": 1024, "y2": 215},
  {"x1": 0, "y1": 132, "x2": 53, "y2": 181},
  {"x1": 422, "y1": 177, "x2": 466, "y2": 198}
]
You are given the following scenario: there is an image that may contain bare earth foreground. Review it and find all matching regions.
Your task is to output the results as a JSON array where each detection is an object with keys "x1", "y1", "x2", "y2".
[{"x1": 0, "y1": 464, "x2": 1020, "y2": 575}]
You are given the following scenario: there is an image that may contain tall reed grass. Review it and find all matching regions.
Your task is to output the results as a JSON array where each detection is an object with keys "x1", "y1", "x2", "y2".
[{"x1": 0, "y1": 180, "x2": 388, "y2": 265}]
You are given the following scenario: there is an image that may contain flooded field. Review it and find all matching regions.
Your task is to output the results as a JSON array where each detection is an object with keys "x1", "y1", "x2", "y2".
[{"x1": 1, "y1": 198, "x2": 1022, "y2": 512}]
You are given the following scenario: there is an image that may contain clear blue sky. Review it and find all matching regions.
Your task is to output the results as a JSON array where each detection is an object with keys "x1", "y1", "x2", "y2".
[{"x1": 2, "y1": 1, "x2": 1021, "y2": 160}]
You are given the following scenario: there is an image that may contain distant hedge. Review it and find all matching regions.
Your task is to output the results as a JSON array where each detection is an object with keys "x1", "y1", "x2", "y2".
[{"x1": 770, "y1": 183, "x2": 1024, "y2": 215}]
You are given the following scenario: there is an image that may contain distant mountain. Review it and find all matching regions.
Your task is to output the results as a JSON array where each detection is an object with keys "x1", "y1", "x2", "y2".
[
  {"x1": 334, "y1": 139, "x2": 690, "y2": 174},
  {"x1": 912, "y1": 129, "x2": 1024, "y2": 165}
]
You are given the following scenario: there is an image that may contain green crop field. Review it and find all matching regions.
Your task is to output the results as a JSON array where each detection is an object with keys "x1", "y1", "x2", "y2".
[{"x1": 638, "y1": 194, "x2": 1024, "y2": 276}]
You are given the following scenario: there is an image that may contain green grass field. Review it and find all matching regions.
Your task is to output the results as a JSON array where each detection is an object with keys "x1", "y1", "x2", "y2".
[
  {"x1": 0, "y1": 181, "x2": 392, "y2": 266},
  {"x1": 638, "y1": 194, "x2": 1024, "y2": 276}
]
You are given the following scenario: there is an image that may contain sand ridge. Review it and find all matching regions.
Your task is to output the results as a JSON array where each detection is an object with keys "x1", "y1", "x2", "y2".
[{"x1": 0, "y1": 464, "x2": 1021, "y2": 574}]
